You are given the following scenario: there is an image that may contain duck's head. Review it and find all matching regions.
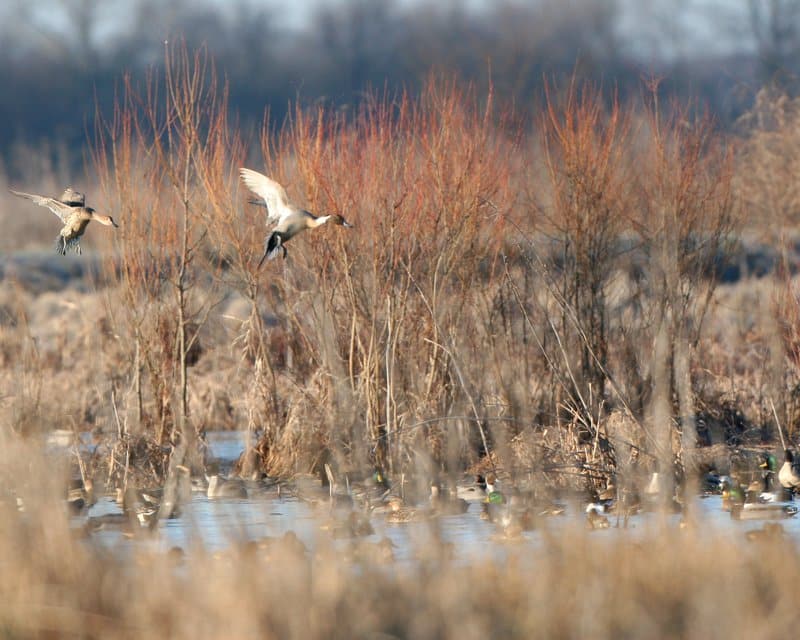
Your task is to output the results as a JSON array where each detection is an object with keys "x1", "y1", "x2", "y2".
[
  {"x1": 760, "y1": 453, "x2": 778, "y2": 471},
  {"x1": 329, "y1": 214, "x2": 353, "y2": 228},
  {"x1": 785, "y1": 449, "x2": 795, "y2": 464},
  {"x1": 372, "y1": 469, "x2": 388, "y2": 488},
  {"x1": 96, "y1": 213, "x2": 119, "y2": 228}
]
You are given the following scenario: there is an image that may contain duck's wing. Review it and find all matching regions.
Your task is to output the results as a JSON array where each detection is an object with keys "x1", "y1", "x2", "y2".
[
  {"x1": 57, "y1": 187, "x2": 85, "y2": 206},
  {"x1": 239, "y1": 168, "x2": 293, "y2": 225},
  {"x1": 9, "y1": 189, "x2": 73, "y2": 223}
]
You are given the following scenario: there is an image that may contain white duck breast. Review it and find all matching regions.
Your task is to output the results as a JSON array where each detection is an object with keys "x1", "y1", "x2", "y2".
[{"x1": 779, "y1": 449, "x2": 800, "y2": 490}]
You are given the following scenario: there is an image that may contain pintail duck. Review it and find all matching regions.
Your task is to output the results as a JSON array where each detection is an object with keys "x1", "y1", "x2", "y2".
[
  {"x1": 239, "y1": 168, "x2": 353, "y2": 264},
  {"x1": 9, "y1": 187, "x2": 118, "y2": 255},
  {"x1": 644, "y1": 471, "x2": 663, "y2": 498},
  {"x1": 778, "y1": 449, "x2": 800, "y2": 494}
]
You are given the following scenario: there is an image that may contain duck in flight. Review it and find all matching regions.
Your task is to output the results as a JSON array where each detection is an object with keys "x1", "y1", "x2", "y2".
[
  {"x1": 239, "y1": 168, "x2": 353, "y2": 265},
  {"x1": 9, "y1": 186, "x2": 118, "y2": 255}
]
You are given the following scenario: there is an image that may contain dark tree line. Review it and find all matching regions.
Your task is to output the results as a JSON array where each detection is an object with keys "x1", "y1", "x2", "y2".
[{"x1": 2, "y1": 0, "x2": 800, "y2": 174}]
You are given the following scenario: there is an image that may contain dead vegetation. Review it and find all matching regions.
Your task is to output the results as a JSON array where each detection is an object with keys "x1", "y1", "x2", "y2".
[
  {"x1": 5, "y1": 40, "x2": 800, "y2": 639},
  {"x1": 2, "y1": 44, "x2": 800, "y2": 499}
]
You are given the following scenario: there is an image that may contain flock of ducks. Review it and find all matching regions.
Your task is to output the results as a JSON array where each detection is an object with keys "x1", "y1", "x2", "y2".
[
  {"x1": 705, "y1": 449, "x2": 800, "y2": 524},
  {"x1": 9, "y1": 168, "x2": 353, "y2": 260},
  {"x1": 54, "y1": 445, "x2": 800, "y2": 566}
]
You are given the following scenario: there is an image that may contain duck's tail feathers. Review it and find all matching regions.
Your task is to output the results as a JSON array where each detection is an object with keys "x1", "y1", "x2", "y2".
[
  {"x1": 55, "y1": 236, "x2": 80, "y2": 256},
  {"x1": 258, "y1": 232, "x2": 285, "y2": 267}
]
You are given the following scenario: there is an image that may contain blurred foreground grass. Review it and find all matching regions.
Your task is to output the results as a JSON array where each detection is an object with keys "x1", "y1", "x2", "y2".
[{"x1": 0, "y1": 433, "x2": 797, "y2": 640}]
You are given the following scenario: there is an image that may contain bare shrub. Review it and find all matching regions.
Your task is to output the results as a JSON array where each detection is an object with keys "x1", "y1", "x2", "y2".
[{"x1": 92, "y1": 42, "x2": 231, "y2": 479}]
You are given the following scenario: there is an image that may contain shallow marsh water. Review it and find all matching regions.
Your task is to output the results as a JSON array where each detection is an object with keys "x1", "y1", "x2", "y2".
[{"x1": 78, "y1": 431, "x2": 800, "y2": 561}]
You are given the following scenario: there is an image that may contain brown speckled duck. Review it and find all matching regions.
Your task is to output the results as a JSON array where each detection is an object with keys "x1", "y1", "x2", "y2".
[{"x1": 10, "y1": 187, "x2": 118, "y2": 255}]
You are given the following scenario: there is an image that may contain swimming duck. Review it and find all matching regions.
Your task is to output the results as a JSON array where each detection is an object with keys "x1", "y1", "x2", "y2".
[
  {"x1": 720, "y1": 476, "x2": 745, "y2": 511},
  {"x1": 490, "y1": 517, "x2": 526, "y2": 542},
  {"x1": 586, "y1": 480, "x2": 617, "y2": 515},
  {"x1": 10, "y1": 187, "x2": 118, "y2": 255},
  {"x1": 351, "y1": 469, "x2": 392, "y2": 507},
  {"x1": 759, "y1": 452, "x2": 778, "y2": 493},
  {"x1": 243, "y1": 531, "x2": 308, "y2": 563},
  {"x1": 731, "y1": 501, "x2": 798, "y2": 520},
  {"x1": 479, "y1": 476, "x2": 508, "y2": 522},
  {"x1": 320, "y1": 509, "x2": 374, "y2": 538},
  {"x1": 644, "y1": 471, "x2": 663, "y2": 499},
  {"x1": 586, "y1": 504, "x2": 611, "y2": 529},
  {"x1": 66, "y1": 477, "x2": 94, "y2": 514},
  {"x1": 239, "y1": 168, "x2": 353, "y2": 264},
  {"x1": 385, "y1": 497, "x2": 428, "y2": 523},
  {"x1": 455, "y1": 475, "x2": 490, "y2": 502},
  {"x1": 484, "y1": 474, "x2": 505, "y2": 504},
  {"x1": 85, "y1": 512, "x2": 137, "y2": 534},
  {"x1": 778, "y1": 449, "x2": 800, "y2": 495},
  {"x1": 702, "y1": 472, "x2": 725, "y2": 495},
  {"x1": 429, "y1": 482, "x2": 469, "y2": 515},
  {"x1": 497, "y1": 497, "x2": 536, "y2": 532},
  {"x1": 206, "y1": 474, "x2": 248, "y2": 499}
]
